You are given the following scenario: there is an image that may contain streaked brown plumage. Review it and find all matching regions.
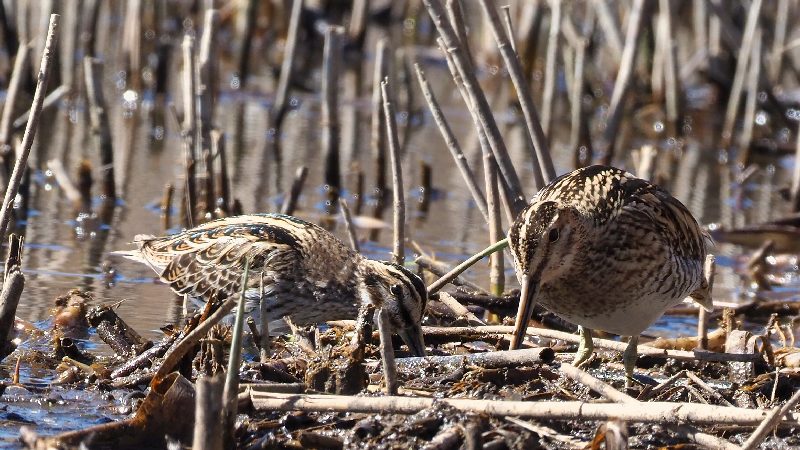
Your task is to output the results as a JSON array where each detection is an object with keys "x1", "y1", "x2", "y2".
[
  {"x1": 507, "y1": 165, "x2": 711, "y2": 380},
  {"x1": 114, "y1": 213, "x2": 427, "y2": 356}
]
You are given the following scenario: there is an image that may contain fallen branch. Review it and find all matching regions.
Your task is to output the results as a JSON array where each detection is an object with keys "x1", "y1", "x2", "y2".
[{"x1": 249, "y1": 393, "x2": 800, "y2": 426}]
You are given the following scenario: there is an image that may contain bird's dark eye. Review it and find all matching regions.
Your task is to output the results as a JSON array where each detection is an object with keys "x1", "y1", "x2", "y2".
[{"x1": 548, "y1": 229, "x2": 559, "y2": 243}]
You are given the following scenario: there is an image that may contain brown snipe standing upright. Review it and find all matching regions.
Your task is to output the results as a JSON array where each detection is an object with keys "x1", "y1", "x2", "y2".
[
  {"x1": 507, "y1": 165, "x2": 712, "y2": 382},
  {"x1": 114, "y1": 213, "x2": 427, "y2": 356}
]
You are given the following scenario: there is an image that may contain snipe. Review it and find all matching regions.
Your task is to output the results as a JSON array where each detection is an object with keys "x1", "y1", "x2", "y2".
[
  {"x1": 507, "y1": 165, "x2": 712, "y2": 382},
  {"x1": 114, "y1": 213, "x2": 427, "y2": 356}
]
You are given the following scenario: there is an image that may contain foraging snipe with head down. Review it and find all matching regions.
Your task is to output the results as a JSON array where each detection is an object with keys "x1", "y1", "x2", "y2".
[
  {"x1": 507, "y1": 165, "x2": 711, "y2": 380},
  {"x1": 114, "y1": 213, "x2": 427, "y2": 356}
]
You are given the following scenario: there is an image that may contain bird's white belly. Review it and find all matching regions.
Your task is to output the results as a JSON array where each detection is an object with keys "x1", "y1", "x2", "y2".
[{"x1": 539, "y1": 292, "x2": 684, "y2": 337}]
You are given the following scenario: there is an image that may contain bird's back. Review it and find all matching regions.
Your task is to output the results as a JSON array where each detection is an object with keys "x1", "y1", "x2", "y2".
[{"x1": 117, "y1": 214, "x2": 362, "y2": 307}]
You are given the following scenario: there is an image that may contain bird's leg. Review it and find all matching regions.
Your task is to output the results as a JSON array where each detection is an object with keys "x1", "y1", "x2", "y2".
[
  {"x1": 349, "y1": 303, "x2": 375, "y2": 362},
  {"x1": 573, "y1": 326, "x2": 594, "y2": 367},
  {"x1": 623, "y1": 335, "x2": 639, "y2": 388}
]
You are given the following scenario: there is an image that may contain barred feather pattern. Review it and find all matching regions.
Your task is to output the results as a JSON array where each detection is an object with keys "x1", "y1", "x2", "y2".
[
  {"x1": 127, "y1": 214, "x2": 370, "y2": 324},
  {"x1": 508, "y1": 165, "x2": 708, "y2": 336}
]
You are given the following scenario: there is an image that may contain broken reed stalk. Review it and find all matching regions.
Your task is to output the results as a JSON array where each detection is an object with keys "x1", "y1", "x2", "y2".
[
  {"x1": 428, "y1": 238, "x2": 509, "y2": 295},
  {"x1": 0, "y1": 14, "x2": 59, "y2": 241},
  {"x1": 249, "y1": 392, "x2": 800, "y2": 426},
  {"x1": 479, "y1": 0, "x2": 554, "y2": 188},
  {"x1": 0, "y1": 43, "x2": 29, "y2": 156},
  {"x1": 658, "y1": 0, "x2": 681, "y2": 136},
  {"x1": 413, "y1": 64, "x2": 489, "y2": 222},
  {"x1": 741, "y1": 388, "x2": 800, "y2": 450},
  {"x1": 222, "y1": 259, "x2": 251, "y2": 443},
  {"x1": 371, "y1": 38, "x2": 389, "y2": 200},
  {"x1": 202, "y1": 149, "x2": 214, "y2": 218},
  {"x1": 602, "y1": 0, "x2": 646, "y2": 164},
  {"x1": 348, "y1": 0, "x2": 368, "y2": 49},
  {"x1": 485, "y1": 156, "x2": 504, "y2": 297},
  {"x1": 719, "y1": 0, "x2": 763, "y2": 149},
  {"x1": 792, "y1": 117, "x2": 800, "y2": 212},
  {"x1": 592, "y1": 0, "x2": 623, "y2": 62},
  {"x1": 211, "y1": 130, "x2": 229, "y2": 214},
  {"x1": 376, "y1": 308, "x2": 399, "y2": 395},
  {"x1": 423, "y1": 0, "x2": 527, "y2": 212},
  {"x1": 500, "y1": 6, "x2": 516, "y2": 54},
  {"x1": 445, "y1": 0, "x2": 472, "y2": 66},
  {"x1": 568, "y1": 26, "x2": 592, "y2": 167},
  {"x1": 197, "y1": 9, "x2": 219, "y2": 161},
  {"x1": 338, "y1": 198, "x2": 359, "y2": 252},
  {"x1": 280, "y1": 166, "x2": 308, "y2": 216},
  {"x1": 737, "y1": 30, "x2": 762, "y2": 166},
  {"x1": 235, "y1": 0, "x2": 257, "y2": 89},
  {"x1": 0, "y1": 235, "x2": 24, "y2": 360},
  {"x1": 540, "y1": 0, "x2": 560, "y2": 140},
  {"x1": 192, "y1": 373, "x2": 224, "y2": 450},
  {"x1": 381, "y1": 79, "x2": 405, "y2": 265},
  {"x1": 181, "y1": 35, "x2": 198, "y2": 165},
  {"x1": 322, "y1": 26, "x2": 343, "y2": 202},
  {"x1": 768, "y1": 0, "x2": 789, "y2": 84},
  {"x1": 84, "y1": 57, "x2": 116, "y2": 200},
  {"x1": 272, "y1": 0, "x2": 303, "y2": 130},
  {"x1": 160, "y1": 183, "x2": 173, "y2": 232}
]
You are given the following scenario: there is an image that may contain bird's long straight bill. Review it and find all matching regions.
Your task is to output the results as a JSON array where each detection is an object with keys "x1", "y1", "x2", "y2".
[{"x1": 511, "y1": 274, "x2": 537, "y2": 350}]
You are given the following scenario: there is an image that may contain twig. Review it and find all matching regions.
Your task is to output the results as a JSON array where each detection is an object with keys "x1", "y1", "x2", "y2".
[
  {"x1": 11, "y1": 84, "x2": 69, "y2": 132},
  {"x1": 249, "y1": 393, "x2": 800, "y2": 425},
  {"x1": 602, "y1": 0, "x2": 646, "y2": 164},
  {"x1": 222, "y1": 259, "x2": 251, "y2": 445},
  {"x1": 0, "y1": 14, "x2": 59, "y2": 241},
  {"x1": 381, "y1": 79, "x2": 405, "y2": 265},
  {"x1": 437, "y1": 292, "x2": 485, "y2": 326},
  {"x1": 428, "y1": 239, "x2": 508, "y2": 295},
  {"x1": 741, "y1": 388, "x2": 800, "y2": 450},
  {"x1": 338, "y1": 198, "x2": 359, "y2": 252},
  {"x1": 415, "y1": 255, "x2": 489, "y2": 295}
]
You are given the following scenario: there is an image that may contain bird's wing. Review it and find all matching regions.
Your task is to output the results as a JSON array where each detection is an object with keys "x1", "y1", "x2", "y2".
[{"x1": 141, "y1": 231, "x2": 298, "y2": 302}]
